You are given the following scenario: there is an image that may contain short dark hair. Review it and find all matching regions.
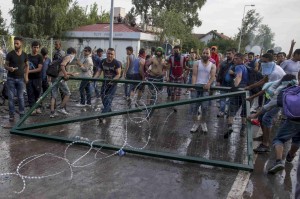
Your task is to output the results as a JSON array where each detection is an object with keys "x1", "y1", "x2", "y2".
[
  {"x1": 226, "y1": 48, "x2": 234, "y2": 53},
  {"x1": 277, "y1": 52, "x2": 286, "y2": 57},
  {"x1": 96, "y1": 48, "x2": 103, "y2": 53},
  {"x1": 139, "y1": 48, "x2": 145, "y2": 55},
  {"x1": 174, "y1": 45, "x2": 181, "y2": 50},
  {"x1": 126, "y1": 46, "x2": 133, "y2": 52},
  {"x1": 84, "y1": 46, "x2": 91, "y2": 52},
  {"x1": 261, "y1": 53, "x2": 274, "y2": 62},
  {"x1": 31, "y1": 41, "x2": 40, "y2": 47},
  {"x1": 293, "y1": 49, "x2": 300, "y2": 56},
  {"x1": 40, "y1": 47, "x2": 48, "y2": 56},
  {"x1": 266, "y1": 49, "x2": 275, "y2": 55},
  {"x1": 107, "y1": 48, "x2": 115, "y2": 52},
  {"x1": 248, "y1": 52, "x2": 255, "y2": 56},
  {"x1": 66, "y1": 47, "x2": 76, "y2": 54},
  {"x1": 234, "y1": 53, "x2": 244, "y2": 59},
  {"x1": 14, "y1": 36, "x2": 23, "y2": 42}
]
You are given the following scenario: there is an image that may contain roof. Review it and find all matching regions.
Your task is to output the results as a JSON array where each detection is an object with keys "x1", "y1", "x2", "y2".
[
  {"x1": 73, "y1": 23, "x2": 142, "y2": 33},
  {"x1": 193, "y1": 30, "x2": 230, "y2": 40}
]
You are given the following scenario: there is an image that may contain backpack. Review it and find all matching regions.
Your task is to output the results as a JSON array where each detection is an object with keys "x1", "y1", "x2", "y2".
[
  {"x1": 282, "y1": 86, "x2": 300, "y2": 119},
  {"x1": 46, "y1": 56, "x2": 69, "y2": 77}
]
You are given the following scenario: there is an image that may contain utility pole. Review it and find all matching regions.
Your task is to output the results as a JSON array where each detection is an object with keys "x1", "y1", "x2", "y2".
[{"x1": 109, "y1": 0, "x2": 114, "y2": 48}]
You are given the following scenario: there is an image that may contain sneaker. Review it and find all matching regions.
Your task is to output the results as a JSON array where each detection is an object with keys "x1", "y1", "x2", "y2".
[
  {"x1": 253, "y1": 144, "x2": 270, "y2": 153},
  {"x1": 224, "y1": 126, "x2": 233, "y2": 139},
  {"x1": 75, "y1": 103, "x2": 85, "y2": 107},
  {"x1": 286, "y1": 152, "x2": 296, "y2": 163},
  {"x1": 268, "y1": 160, "x2": 284, "y2": 174},
  {"x1": 85, "y1": 104, "x2": 92, "y2": 107},
  {"x1": 9, "y1": 115, "x2": 14, "y2": 122},
  {"x1": 50, "y1": 111, "x2": 58, "y2": 118},
  {"x1": 31, "y1": 109, "x2": 37, "y2": 115},
  {"x1": 57, "y1": 108, "x2": 69, "y2": 115},
  {"x1": 217, "y1": 111, "x2": 224, "y2": 117},
  {"x1": 36, "y1": 108, "x2": 42, "y2": 114},
  {"x1": 201, "y1": 122, "x2": 208, "y2": 133},
  {"x1": 253, "y1": 135, "x2": 263, "y2": 141},
  {"x1": 190, "y1": 123, "x2": 200, "y2": 133},
  {"x1": 97, "y1": 118, "x2": 106, "y2": 124}
]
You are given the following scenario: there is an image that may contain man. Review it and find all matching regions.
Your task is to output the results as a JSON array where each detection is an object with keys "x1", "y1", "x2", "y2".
[
  {"x1": 224, "y1": 53, "x2": 249, "y2": 138},
  {"x1": 216, "y1": 49, "x2": 235, "y2": 117},
  {"x1": 4, "y1": 37, "x2": 29, "y2": 122},
  {"x1": 168, "y1": 45, "x2": 186, "y2": 110},
  {"x1": 280, "y1": 49, "x2": 300, "y2": 80},
  {"x1": 40, "y1": 47, "x2": 51, "y2": 94},
  {"x1": 190, "y1": 48, "x2": 216, "y2": 133},
  {"x1": 53, "y1": 40, "x2": 65, "y2": 61},
  {"x1": 49, "y1": 47, "x2": 76, "y2": 118},
  {"x1": 91, "y1": 48, "x2": 104, "y2": 99},
  {"x1": 128, "y1": 48, "x2": 146, "y2": 106},
  {"x1": 145, "y1": 47, "x2": 169, "y2": 105},
  {"x1": 76, "y1": 46, "x2": 94, "y2": 107},
  {"x1": 245, "y1": 53, "x2": 286, "y2": 152},
  {"x1": 276, "y1": 52, "x2": 286, "y2": 66},
  {"x1": 210, "y1": 46, "x2": 220, "y2": 68},
  {"x1": 124, "y1": 46, "x2": 135, "y2": 102},
  {"x1": 246, "y1": 52, "x2": 259, "y2": 71},
  {"x1": 94, "y1": 48, "x2": 121, "y2": 122},
  {"x1": 27, "y1": 41, "x2": 43, "y2": 114}
]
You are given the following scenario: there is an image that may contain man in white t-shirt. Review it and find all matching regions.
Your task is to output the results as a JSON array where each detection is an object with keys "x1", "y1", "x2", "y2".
[
  {"x1": 280, "y1": 49, "x2": 300, "y2": 79},
  {"x1": 245, "y1": 53, "x2": 286, "y2": 153}
]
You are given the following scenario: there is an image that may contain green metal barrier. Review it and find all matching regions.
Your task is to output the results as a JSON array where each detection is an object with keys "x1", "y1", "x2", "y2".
[{"x1": 11, "y1": 77, "x2": 254, "y2": 171}]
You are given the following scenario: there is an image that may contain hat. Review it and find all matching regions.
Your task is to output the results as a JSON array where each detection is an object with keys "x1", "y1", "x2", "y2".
[{"x1": 156, "y1": 47, "x2": 164, "y2": 53}]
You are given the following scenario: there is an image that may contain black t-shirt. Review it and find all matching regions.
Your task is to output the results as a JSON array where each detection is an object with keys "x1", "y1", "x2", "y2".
[
  {"x1": 28, "y1": 54, "x2": 43, "y2": 79},
  {"x1": 100, "y1": 59, "x2": 121, "y2": 79},
  {"x1": 6, "y1": 50, "x2": 28, "y2": 78}
]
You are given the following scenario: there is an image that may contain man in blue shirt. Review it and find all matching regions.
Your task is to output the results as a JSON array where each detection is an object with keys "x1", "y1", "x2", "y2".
[{"x1": 224, "y1": 53, "x2": 248, "y2": 138}]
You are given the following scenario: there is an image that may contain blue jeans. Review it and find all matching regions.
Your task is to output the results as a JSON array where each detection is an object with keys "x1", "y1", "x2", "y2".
[
  {"x1": 101, "y1": 82, "x2": 117, "y2": 113},
  {"x1": 79, "y1": 80, "x2": 91, "y2": 105},
  {"x1": 26, "y1": 78, "x2": 42, "y2": 108},
  {"x1": 90, "y1": 81, "x2": 100, "y2": 98},
  {"x1": 7, "y1": 77, "x2": 25, "y2": 116},
  {"x1": 190, "y1": 86, "x2": 209, "y2": 117},
  {"x1": 124, "y1": 75, "x2": 132, "y2": 98},
  {"x1": 219, "y1": 90, "x2": 229, "y2": 113},
  {"x1": 272, "y1": 119, "x2": 300, "y2": 147}
]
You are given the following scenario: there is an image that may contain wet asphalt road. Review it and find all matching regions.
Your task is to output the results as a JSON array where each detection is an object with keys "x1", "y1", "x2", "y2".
[{"x1": 0, "y1": 84, "x2": 298, "y2": 199}]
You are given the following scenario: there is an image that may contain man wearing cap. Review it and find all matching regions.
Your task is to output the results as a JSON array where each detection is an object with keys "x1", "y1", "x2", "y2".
[{"x1": 145, "y1": 47, "x2": 169, "y2": 105}]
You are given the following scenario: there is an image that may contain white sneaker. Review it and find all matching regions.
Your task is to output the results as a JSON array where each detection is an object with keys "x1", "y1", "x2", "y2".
[
  {"x1": 50, "y1": 112, "x2": 58, "y2": 118},
  {"x1": 36, "y1": 108, "x2": 42, "y2": 114},
  {"x1": 190, "y1": 123, "x2": 200, "y2": 133},
  {"x1": 75, "y1": 103, "x2": 85, "y2": 107},
  {"x1": 201, "y1": 122, "x2": 208, "y2": 133},
  {"x1": 58, "y1": 108, "x2": 69, "y2": 115}
]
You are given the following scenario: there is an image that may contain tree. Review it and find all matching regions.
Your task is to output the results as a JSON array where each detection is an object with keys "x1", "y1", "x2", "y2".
[
  {"x1": 207, "y1": 38, "x2": 238, "y2": 54},
  {"x1": 10, "y1": 0, "x2": 72, "y2": 38},
  {"x1": 132, "y1": 0, "x2": 206, "y2": 29},
  {"x1": 0, "y1": 10, "x2": 8, "y2": 35},
  {"x1": 236, "y1": 9, "x2": 262, "y2": 52},
  {"x1": 254, "y1": 24, "x2": 275, "y2": 51},
  {"x1": 182, "y1": 35, "x2": 205, "y2": 53},
  {"x1": 63, "y1": 1, "x2": 89, "y2": 32}
]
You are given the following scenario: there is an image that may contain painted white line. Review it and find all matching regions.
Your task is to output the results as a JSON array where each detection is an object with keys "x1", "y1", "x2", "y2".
[{"x1": 226, "y1": 128, "x2": 261, "y2": 199}]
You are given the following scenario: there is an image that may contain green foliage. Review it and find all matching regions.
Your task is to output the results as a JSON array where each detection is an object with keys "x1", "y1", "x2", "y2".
[
  {"x1": 182, "y1": 34, "x2": 205, "y2": 53},
  {"x1": 254, "y1": 24, "x2": 275, "y2": 51},
  {"x1": 236, "y1": 9, "x2": 262, "y2": 52},
  {"x1": 207, "y1": 38, "x2": 238, "y2": 54},
  {"x1": 0, "y1": 10, "x2": 8, "y2": 35},
  {"x1": 132, "y1": 0, "x2": 206, "y2": 29}
]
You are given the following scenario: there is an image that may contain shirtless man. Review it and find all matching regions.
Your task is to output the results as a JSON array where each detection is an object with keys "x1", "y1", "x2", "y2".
[{"x1": 145, "y1": 47, "x2": 168, "y2": 105}]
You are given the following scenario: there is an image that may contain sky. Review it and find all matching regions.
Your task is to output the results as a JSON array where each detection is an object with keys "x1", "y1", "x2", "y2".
[{"x1": 1, "y1": 0, "x2": 300, "y2": 52}]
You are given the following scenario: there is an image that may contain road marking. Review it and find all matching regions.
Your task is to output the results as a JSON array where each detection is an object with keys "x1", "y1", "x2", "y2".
[{"x1": 226, "y1": 129, "x2": 261, "y2": 199}]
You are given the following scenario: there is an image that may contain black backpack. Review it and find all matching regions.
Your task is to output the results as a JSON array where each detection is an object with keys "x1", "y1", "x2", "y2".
[{"x1": 46, "y1": 56, "x2": 70, "y2": 77}]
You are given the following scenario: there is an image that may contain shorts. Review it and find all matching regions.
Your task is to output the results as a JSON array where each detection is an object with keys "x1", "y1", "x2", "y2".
[
  {"x1": 51, "y1": 77, "x2": 71, "y2": 99},
  {"x1": 170, "y1": 76, "x2": 183, "y2": 97},
  {"x1": 147, "y1": 75, "x2": 164, "y2": 91},
  {"x1": 129, "y1": 74, "x2": 144, "y2": 91}
]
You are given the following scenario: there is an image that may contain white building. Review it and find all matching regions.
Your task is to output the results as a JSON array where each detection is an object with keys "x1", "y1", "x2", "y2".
[
  {"x1": 193, "y1": 30, "x2": 230, "y2": 44},
  {"x1": 65, "y1": 23, "x2": 158, "y2": 64}
]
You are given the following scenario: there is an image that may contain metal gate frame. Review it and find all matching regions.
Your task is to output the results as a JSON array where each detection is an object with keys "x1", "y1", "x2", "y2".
[{"x1": 11, "y1": 77, "x2": 254, "y2": 171}]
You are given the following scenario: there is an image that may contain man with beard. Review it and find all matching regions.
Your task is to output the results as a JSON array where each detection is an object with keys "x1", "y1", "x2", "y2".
[
  {"x1": 216, "y1": 49, "x2": 235, "y2": 117},
  {"x1": 280, "y1": 49, "x2": 300, "y2": 80},
  {"x1": 145, "y1": 47, "x2": 168, "y2": 105},
  {"x1": 4, "y1": 37, "x2": 29, "y2": 122},
  {"x1": 168, "y1": 45, "x2": 187, "y2": 110},
  {"x1": 190, "y1": 48, "x2": 216, "y2": 133}
]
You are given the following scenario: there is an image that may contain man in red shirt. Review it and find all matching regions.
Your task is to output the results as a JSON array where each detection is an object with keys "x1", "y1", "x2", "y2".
[
  {"x1": 210, "y1": 46, "x2": 220, "y2": 68},
  {"x1": 168, "y1": 45, "x2": 187, "y2": 111}
]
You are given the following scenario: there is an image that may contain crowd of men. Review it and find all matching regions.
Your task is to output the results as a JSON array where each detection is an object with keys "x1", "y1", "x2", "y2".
[{"x1": 3, "y1": 36, "x2": 300, "y2": 179}]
